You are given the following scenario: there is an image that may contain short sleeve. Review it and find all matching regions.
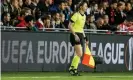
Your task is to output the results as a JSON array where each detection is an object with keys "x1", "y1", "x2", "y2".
[{"x1": 70, "y1": 13, "x2": 78, "y2": 23}]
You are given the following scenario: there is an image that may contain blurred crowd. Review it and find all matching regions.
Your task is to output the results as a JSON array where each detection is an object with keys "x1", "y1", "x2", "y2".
[{"x1": 1, "y1": 0, "x2": 133, "y2": 33}]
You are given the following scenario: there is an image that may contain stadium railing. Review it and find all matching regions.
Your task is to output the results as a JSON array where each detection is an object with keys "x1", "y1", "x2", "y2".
[{"x1": 1, "y1": 26, "x2": 133, "y2": 34}]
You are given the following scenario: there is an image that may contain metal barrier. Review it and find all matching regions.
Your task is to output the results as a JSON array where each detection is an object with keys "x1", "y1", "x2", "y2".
[{"x1": 1, "y1": 26, "x2": 133, "y2": 34}]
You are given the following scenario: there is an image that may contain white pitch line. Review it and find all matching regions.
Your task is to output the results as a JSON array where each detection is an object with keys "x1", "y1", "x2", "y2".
[
  {"x1": 3, "y1": 76, "x2": 70, "y2": 79},
  {"x1": 91, "y1": 76, "x2": 133, "y2": 78},
  {"x1": 2, "y1": 76, "x2": 133, "y2": 79}
]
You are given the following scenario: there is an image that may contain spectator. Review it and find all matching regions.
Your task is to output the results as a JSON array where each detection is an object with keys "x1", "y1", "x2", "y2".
[
  {"x1": 116, "y1": 20, "x2": 129, "y2": 34},
  {"x1": 35, "y1": 8, "x2": 42, "y2": 20},
  {"x1": 23, "y1": 0, "x2": 36, "y2": 17},
  {"x1": 124, "y1": 16, "x2": 133, "y2": 32},
  {"x1": 117, "y1": 14, "x2": 132, "y2": 30},
  {"x1": 102, "y1": 1, "x2": 109, "y2": 10},
  {"x1": 60, "y1": 13, "x2": 66, "y2": 29},
  {"x1": 101, "y1": 15, "x2": 110, "y2": 30},
  {"x1": 72, "y1": 0, "x2": 82, "y2": 12},
  {"x1": 85, "y1": 14, "x2": 97, "y2": 30},
  {"x1": 106, "y1": 1, "x2": 117, "y2": 25},
  {"x1": 42, "y1": 15, "x2": 51, "y2": 28},
  {"x1": 10, "y1": 0, "x2": 21, "y2": 20},
  {"x1": 1, "y1": 12, "x2": 12, "y2": 26},
  {"x1": 94, "y1": 4, "x2": 105, "y2": 20},
  {"x1": 61, "y1": 1, "x2": 73, "y2": 27},
  {"x1": 95, "y1": 17, "x2": 104, "y2": 29},
  {"x1": 115, "y1": 2, "x2": 126, "y2": 25},
  {"x1": 120, "y1": 1, "x2": 126, "y2": 10},
  {"x1": 1, "y1": 0, "x2": 11, "y2": 13},
  {"x1": 86, "y1": 3, "x2": 92, "y2": 15},
  {"x1": 127, "y1": 20, "x2": 133, "y2": 34},
  {"x1": 31, "y1": 0, "x2": 40, "y2": 18},
  {"x1": 16, "y1": 8, "x2": 31, "y2": 28},
  {"x1": 65, "y1": 0, "x2": 73, "y2": 20},
  {"x1": 35, "y1": 18, "x2": 44, "y2": 29},
  {"x1": 91, "y1": 3, "x2": 99, "y2": 15},
  {"x1": 125, "y1": 2, "x2": 133, "y2": 17},
  {"x1": 102, "y1": 15, "x2": 118, "y2": 31},
  {"x1": 67, "y1": 0, "x2": 73, "y2": 9},
  {"x1": 50, "y1": 1, "x2": 71, "y2": 21},
  {"x1": 51, "y1": 12, "x2": 66, "y2": 30},
  {"x1": 51, "y1": 12, "x2": 61, "y2": 28},
  {"x1": 35, "y1": 15, "x2": 51, "y2": 30},
  {"x1": 23, "y1": 7, "x2": 32, "y2": 15},
  {"x1": 4, "y1": 0, "x2": 21, "y2": 26},
  {"x1": 130, "y1": 0, "x2": 133, "y2": 7},
  {"x1": 31, "y1": 0, "x2": 39, "y2": 6},
  {"x1": 51, "y1": 1, "x2": 66, "y2": 13},
  {"x1": 19, "y1": 0, "x2": 23, "y2": 8},
  {"x1": 23, "y1": 0, "x2": 36, "y2": 9},
  {"x1": 24, "y1": 15, "x2": 38, "y2": 31},
  {"x1": 37, "y1": 0, "x2": 53, "y2": 15}
]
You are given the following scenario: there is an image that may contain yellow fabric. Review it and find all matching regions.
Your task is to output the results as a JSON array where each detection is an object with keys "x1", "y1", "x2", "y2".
[
  {"x1": 89, "y1": 56, "x2": 95, "y2": 67},
  {"x1": 86, "y1": 46, "x2": 95, "y2": 67},
  {"x1": 85, "y1": 46, "x2": 92, "y2": 55},
  {"x1": 82, "y1": 46, "x2": 95, "y2": 68},
  {"x1": 71, "y1": 12, "x2": 86, "y2": 33},
  {"x1": 70, "y1": 55, "x2": 80, "y2": 69}
]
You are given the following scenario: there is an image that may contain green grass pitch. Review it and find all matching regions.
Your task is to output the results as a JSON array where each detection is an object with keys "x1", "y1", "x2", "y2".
[{"x1": 1, "y1": 72, "x2": 133, "y2": 80}]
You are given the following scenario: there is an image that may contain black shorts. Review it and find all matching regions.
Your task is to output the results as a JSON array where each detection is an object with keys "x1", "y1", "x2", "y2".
[{"x1": 70, "y1": 33, "x2": 84, "y2": 46}]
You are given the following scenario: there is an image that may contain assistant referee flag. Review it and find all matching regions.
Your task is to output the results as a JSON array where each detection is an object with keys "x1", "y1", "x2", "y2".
[{"x1": 82, "y1": 46, "x2": 95, "y2": 68}]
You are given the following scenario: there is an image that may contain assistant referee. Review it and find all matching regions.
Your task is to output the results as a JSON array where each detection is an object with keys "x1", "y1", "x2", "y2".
[{"x1": 68, "y1": 1, "x2": 88, "y2": 76}]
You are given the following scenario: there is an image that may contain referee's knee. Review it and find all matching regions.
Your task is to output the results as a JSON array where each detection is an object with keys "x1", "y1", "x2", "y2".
[
  {"x1": 75, "y1": 49, "x2": 83, "y2": 57},
  {"x1": 74, "y1": 44, "x2": 83, "y2": 57},
  {"x1": 76, "y1": 53, "x2": 82, "y2": 57}
]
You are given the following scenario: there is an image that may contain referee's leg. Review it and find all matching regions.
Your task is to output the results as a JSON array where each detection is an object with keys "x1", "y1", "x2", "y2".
[{"x1": 69, "y1": 44, "x2": 83, "y2": 76}]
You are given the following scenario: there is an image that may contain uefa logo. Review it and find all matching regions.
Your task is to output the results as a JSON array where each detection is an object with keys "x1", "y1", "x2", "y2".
[{"x1": 125, "y1": 37, "x2": 133, "y2": 71}]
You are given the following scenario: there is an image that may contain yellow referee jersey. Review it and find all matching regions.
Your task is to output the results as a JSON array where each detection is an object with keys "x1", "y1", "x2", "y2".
[{"x1": 71, "y1": 12, "x2": 86, "y2": 33}]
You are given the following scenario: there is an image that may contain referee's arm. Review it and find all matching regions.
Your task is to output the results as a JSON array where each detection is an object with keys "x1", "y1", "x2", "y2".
[
  {"x1": 68, "y1": 13, "x2": 77, "y2": 36},
  {"x1": 68, "y1": 20, "x2": 75, "y2": 35}
]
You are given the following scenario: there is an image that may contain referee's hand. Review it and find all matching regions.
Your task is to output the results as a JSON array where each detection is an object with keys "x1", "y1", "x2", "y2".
[{"x1": 74, "y1": 34, "x2": 80, "y2": 42}]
